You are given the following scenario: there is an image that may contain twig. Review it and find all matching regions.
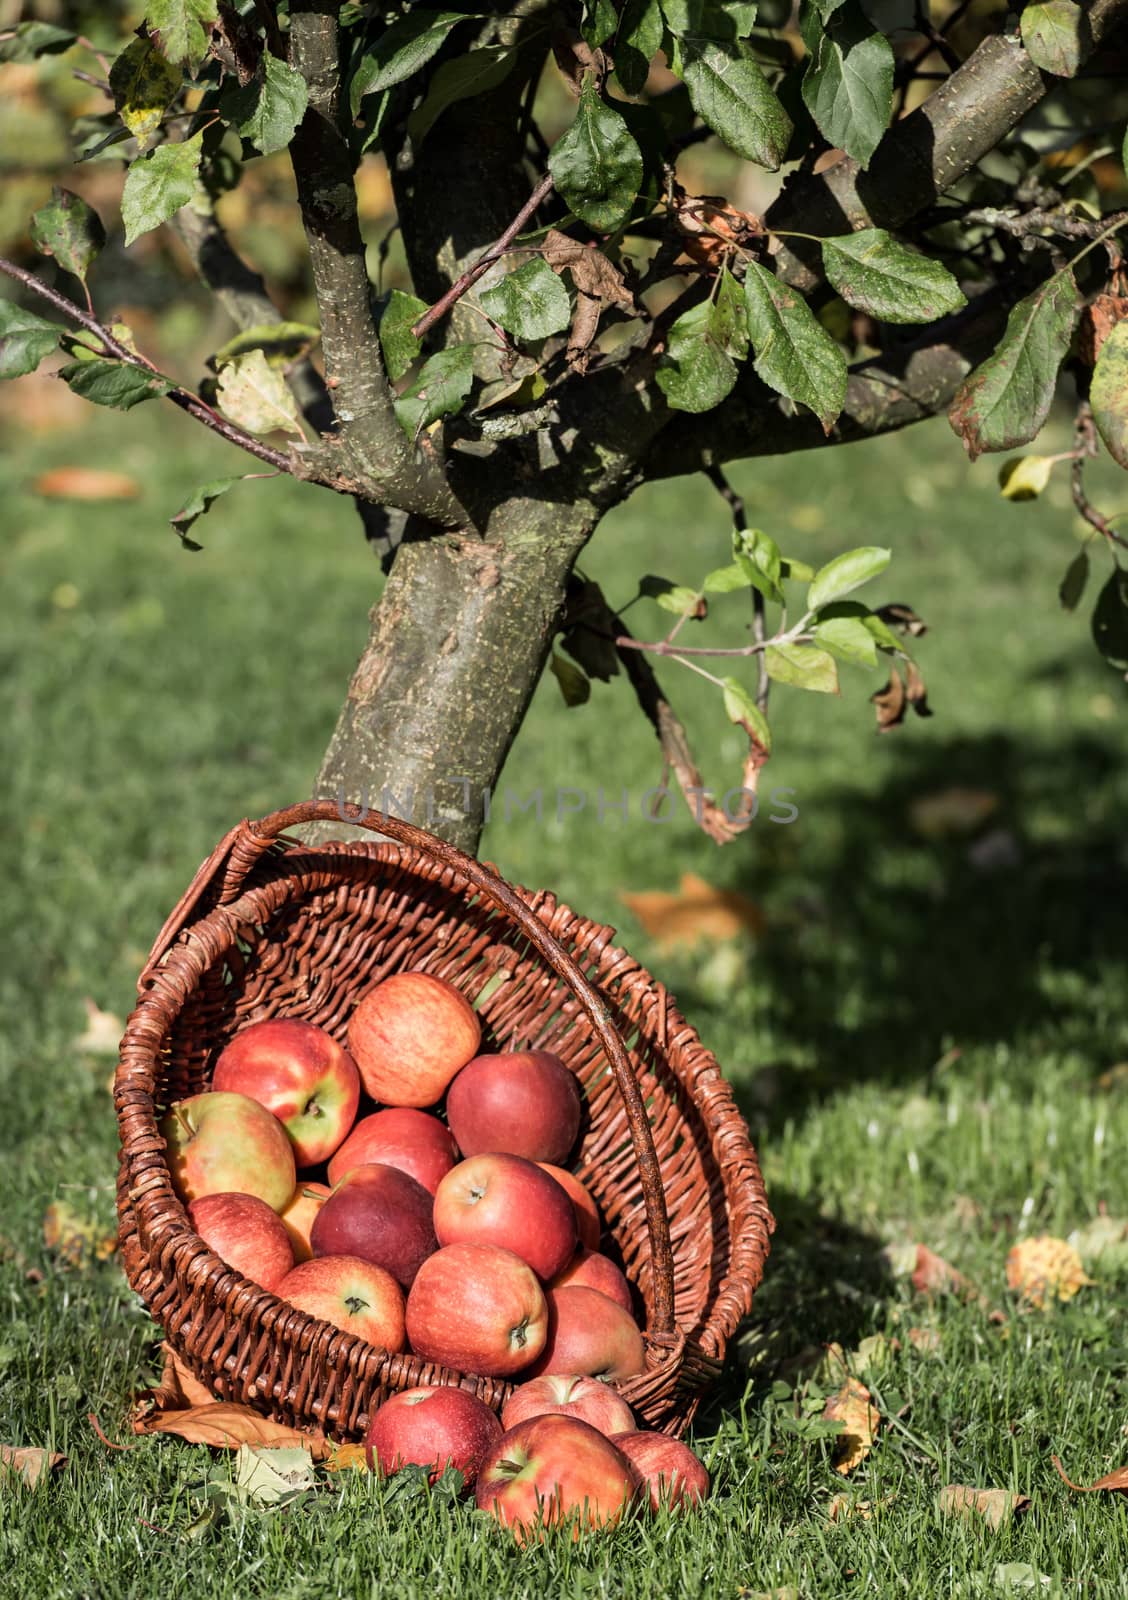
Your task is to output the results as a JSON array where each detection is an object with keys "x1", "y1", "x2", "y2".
[
  {"x1": 1072, "y1": 400, "x2": 1128, "y2": 549},
  {"x1": 965, "y1": 206, "x2": 1128, "y2": 244},
  {"x1": 0, "y1": 257, "x2": 292, "y2": 473},
  {"x1": 705, "y1": 463, "x2": 770, "y2": 712},
  {"x1": 411, "y1": 172, "x2": 556, "y2": 341}
]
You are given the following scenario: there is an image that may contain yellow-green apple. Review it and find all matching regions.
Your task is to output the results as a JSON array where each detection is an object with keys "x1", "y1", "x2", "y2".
[
  {"x1": 446, "y1": 1050, "x2": 581, "y2": 1165},
  {"x1": 279, "y1": 1181, "x2": 332, "y2": 1262},
  {"x1": 327, "y1": 1108, "x2": 457, "y2": 1194},
  {"x1": 433, "y1": 1154, "x2": 577, "y2": 1281},
  {"x1": 160, "y1": 1091, "x2": 295, "y2": 1211},
  {"x1": 536, "y1": 1164, "x2": 601, "y2": 1252},
  {"x1": 501, "y1": 1374, "x2": 635, "y2": 1437},
  {"x1": 405, "y1": 1241, "x2": 548, "y2": 1377},
  {"x1": 347, "y1": 972, "x2": 480, "y2": 1106},
  {"x1": 188, "y1": 1192, "x2": 294, "y2": 1292},
  {"x1": 527, "y1": 1286, "x2": 645, "y2": 1381},
  {"x1": 550, "y1": 1249, "x2": 633, "y2": 1313},
  {"x1": 609, "y1": 1431, "x2": 710, "y2": 1511},
  {"x1": 364, "y1": 1386, "x2": 503, "y2": 1490},
  {"x1": 211, "y1": 1018, "x2": 360, "y2": 1166},
  {"x1": 277, "y1": 1254, "x2": 405, "y2": 1351},
  {"x1": 311, "y1": 1163, "x2": 436, "y2": 1289},
  {"x1": 475, "y1": 1414, "x2": 637, "y2": 1542}
]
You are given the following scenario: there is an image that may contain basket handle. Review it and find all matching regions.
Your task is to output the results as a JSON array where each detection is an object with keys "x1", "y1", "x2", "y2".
[{"x1": 145, "y1": 798, "x2": 677, "y2": 1340}]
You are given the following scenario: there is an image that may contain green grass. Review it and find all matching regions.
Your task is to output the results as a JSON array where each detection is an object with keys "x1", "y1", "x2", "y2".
[{"x1": 2, "y1": 397, "x2": 1127, "y2": 1598}]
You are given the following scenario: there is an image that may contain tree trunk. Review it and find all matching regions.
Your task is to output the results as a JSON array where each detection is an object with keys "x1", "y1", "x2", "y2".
[{"x1": 304, "y1": 500, "x2": 597, "y2": 851}]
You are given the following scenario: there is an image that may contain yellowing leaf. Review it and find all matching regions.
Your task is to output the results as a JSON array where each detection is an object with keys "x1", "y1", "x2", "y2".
[
  {"x1": 938, "y1": 1484, "x2": 1031, "y2": 1530},
  {"x1": 109, "y1": 37, "x2": 181, "y2": 147},
  {"x1": 35, "y1": 468, "x2": 140, "y2": 502},
  {"x1": 131, "y1": 1400, "x2": 331, "y2": 1458},
  {"x1": 619, "y1": 872, "x2": 765, "y2": 951},
  {"x1": 322, "y1": 1442, "x2": 369, "y2": 1473},
  {"x1": 909, "y1": 787, "x2": 999, "y2": 838},
  {"x1": 216, "y1": 350, "x2": 304, "y2": 438},
  {"x1": 998, "y1": 455, "x2": 1054, "y2": 500},
  {"x1": 1006, "y1": 1236, "x2": 1092, "y2": 1307},
  {"x1": 42, "y1": 1202, "x2": 117, "y2": 1268},
  {"x1": 0, "y1": 1445, "x2": 67, "y2": 1488},
  {"x1": 822, "y1": 1377, "x2": 879, "y2": 1475}
]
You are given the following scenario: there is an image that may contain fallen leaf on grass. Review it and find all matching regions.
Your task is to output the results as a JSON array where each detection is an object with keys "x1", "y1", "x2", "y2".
[
  {"x1": 822, "y1": 1377, "x2": 880, "y2": 1475},
  {"x1": 321, "y1": 1442, "x2": 369, "y2": 1473},
  {"x1": 42, "y1": 1202, "x2": 117, "y2": 1267},
  {"x1": 909, "y1": 787, "x2": 998, "y2": 838},
  {"x1": 210, "y1": 1443, "x2": 316, "y2": 1510},
  {"x1": 1068, "y1": 1215, "x2": 1128, "y2": 1270},
  {"x1": 619, "y1": 872, "x2": 765, "y2": 951},
  {"x1": 73, "y1": 997, "x2": 124, "y2": 1055},
  {"x1": 818, "y1": 1334, "x2": 897, "y2": 1384},
  {"x1": 907, "y1": 1327, "x2": 942, "y2": 1355},
  {"x1": 827, "y1": 1492, "x2": 894, "y2": 1522},
  {"x1": 1006, "y1": 1237, "x2": 1092, "y2": 1308},
  {"x1": 1052, "y1": 1455, "x2": 1128, "y2": 1495},
  {"x1": 131, "y1": 1400, "x2": 330, "y2": 1459},
  {"x1": 993, "y1": 1563, "x2": 1051, "y2": 1591},
  {"x1": 142, "y1": 1342, "x2": 216, "y2": 1410},
  {"x1": 1095, "y1": 1062, "x2": 1128, "y2": 1092},
  {"x1": 34, "y1": 467, "x2": 140, "y2": 500},
  {"x1": 736, "y1": 1589, "x2": 799, "y2": 1600},
  {"x1": 911, "y1": 1243, "x2": 978, "y2": 1300},
  {"x1": 938, "y1": 1484, "x2": 1030, "y2": 1530},
  {"x1": 0, "y1": 1444, "x2": 67, "y2": 1488}
]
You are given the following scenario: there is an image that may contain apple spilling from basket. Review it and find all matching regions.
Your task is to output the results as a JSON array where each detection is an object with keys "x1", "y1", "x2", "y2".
[{"x1": 159, "y1": 971, "x2": 708, "y2": 1535}]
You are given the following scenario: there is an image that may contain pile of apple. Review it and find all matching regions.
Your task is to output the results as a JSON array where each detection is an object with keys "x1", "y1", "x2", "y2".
[{"x1": 159, "y1": 971, "x2": 708, "y2": 1536}]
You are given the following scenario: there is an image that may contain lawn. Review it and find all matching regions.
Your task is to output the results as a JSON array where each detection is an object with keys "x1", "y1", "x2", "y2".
[{"x1": 1, "y1": 393, "x2": 1127, "y2": 1599}]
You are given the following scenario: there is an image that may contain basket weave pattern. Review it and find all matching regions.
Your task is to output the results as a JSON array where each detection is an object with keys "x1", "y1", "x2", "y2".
[{"x1": 115, "y1": 803, "x2": 773, "y2": 1440}]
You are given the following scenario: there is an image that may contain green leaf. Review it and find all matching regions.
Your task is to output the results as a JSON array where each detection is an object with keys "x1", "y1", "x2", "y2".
[
  {"x1": 813, "y1": 614, "x2": 878, "y2": 665},
  {"x1": 801, "y1": 0, "x2": 893, "y2": 168},
  {"x1": 550, "y1": 652, "x2": 591, "y2": 706},
  {"x1": 781, "y1": 556, "x2": 816, "y2": 582},
  {"x1": 548, "y1": 79, "x2": 644, "y2": 232},
  {"x1": 743, "y1": 260, "x2": 847, "y2": 433},
  {"x1": 212, "y1": 322, "x2": 320, "y2": 369},
  {"x1": 169, "y1": 475, "x2": 245, "y2": 547},
  {"x1": 480, "y1": 259, "x2": 571, "y2": 342},
  {"x1": 948, "y1": 270, "x2": 1078, "y2": 460},
  {"x1": 121, "y1": 132, "x2": 205, "y2": 246},
  {"x1": 704, "y1": 561, "x2": 752, "y2": 593},
  {"x1": 808, "y1": 545, "x2": 890, "y2": 610},
  {"x1": 351, "y1": 10, "x2": 471, "y2": 110},
  {"x1": 0, "y1": 301, "x2": 63, "y2": 380},
  {"x1": 216, "y1": 348, "x2": 304, "y2": 436},
  {"x1": 109, "y1": 36, "x2": 182, "y2": 147},
  {"x1": 765, "y1": 642, "x2": 839, "y2": 693},
  {"x1": 1059, "y1": 548, "x2": 1089, "y2": 611},
  {"x1": 379, "y1": 291, "x2": 427, "y2": 382},
  {"x1": 407, "y1": 48, "x2": 517, "y2": 145},
  {"x1": 639, "y1": 574, "x2": 701, "y2": 614},
  {"x1": 585, "y1": 0, "x2": 621, "y2": 46},
  {"x1": 997, "y1": 455, "x2": 1055, "y2": 500},
  {"x1": 0, "y1": 21, "x2": 75, "y2": 61},
  {"x1": 656, "y1": 299, "x2": 738, "y2": 414},
  {"x1": 615, "y1": 0, "x2": 663, "y2": 94},
  {"x1": 29, "y1": 188, "x2": 106, "y2": 286},
  {"x1": 733, "y1": 526, "x2": 783, "y2": 603},
  {"x1": 820, "y1": 229, "x2": 966, "y2": 325},
  {"x1": 144, "y1": 0, "x2": 219, "y2": 73},
  {"x1": 721, "y1": 677, "x2": 772, "y2": 752},
  {"x1": 59, "y1": 358, "x2": 172, "y2": 409},
  {"x1": 1091, "y1": 566, "x2": 1128, "y2": 669},
  {"x1": 394, "y1": 345, "x2": 475, "y2": 438},
  {"x1": 227, "y1": 54, "x2": 308, "y2": 156},
  {"x1": 679, "y1": 40, "x2": 791, "y2": 169},
  {"x1": 1090, "y1": 320, "x2": 1128, "y2": 471},
  {"x1": 861, "y1": 611, "x2": 903, "y2": 651},
  {"x1": 1020, "y1": 0, "x2": 1085, "y2": 78}
]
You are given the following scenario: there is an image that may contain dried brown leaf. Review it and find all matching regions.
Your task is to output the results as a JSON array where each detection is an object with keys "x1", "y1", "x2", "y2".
[
  {"x1": 823, "y1": 1377, "x2": 880, "y2": 1475},
  {"x1": 938, "y1": 1484, "x2": 1031, "y2": 1530},
  {"x1": 1052, "y1": 1455, "x2": 1128, "y2": 1494},
  {"x1": 541, "y1": 229, "x2": 635, "y2": 371},
  {"x1": 34, "y1": 467, "x2": 140, "y2": 501},
  {"x1": 872, "y1": 666, "x2": 907, "y2": 732},
  {"x1": 0, "y1": 1444, "x2": 67, "y2": 1488},
  {"x1": 1006, "y1": 1236, "x2": 1093, "y2": 1308},
  {"x1": 911, "y1": 1243, "x2": 977, "y2": 1300},
  {"x1": 130, "y1": 1401, "x2": 331, "y2": 1459},
  {"x1": 619, "y1": 872, "x2": 765, "y2": 951},
  {"x1": 907, "y1": 1326, "x2": 942, "y2": 1355}
]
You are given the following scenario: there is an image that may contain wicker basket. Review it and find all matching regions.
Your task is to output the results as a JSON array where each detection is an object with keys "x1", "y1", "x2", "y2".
[{"x1": 114, "y1": 800, "x2": 773, "y2": 1440}]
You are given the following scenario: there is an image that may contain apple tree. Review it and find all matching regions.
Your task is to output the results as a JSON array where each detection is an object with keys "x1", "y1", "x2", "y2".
[{"x1": 2, "y1": 0, "x2": 1127, "y2": 852}]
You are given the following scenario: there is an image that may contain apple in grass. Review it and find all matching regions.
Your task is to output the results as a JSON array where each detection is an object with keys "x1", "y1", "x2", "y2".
[
  {"x1": 527, "y1": 1286, "x2": 645, "y2": 1382},
  {"x1": 406, "y1": 1242, "x2": 548, "y2": 1378},
  {"x1": 476, "y1": 1414, "x2": 637, "y2": 1543},
  {"x1": 501, "y1": 1374, "x2": 635, "y2": 1437},
  {"x1": 537, "y1": 1164, "x2": 601, "y2": 1252},
  {"x1": 327, "y1": 1108, "x2": 457, "y2": 1194},
  {"x1": 365, "y1": 1386, "x2": 503, "y2": 1491},
  {"x1": 311, "y1": 1163, "x2": 437, "y2": 1289},
  {"x1": 347, "y1": 971, "x2": 480, "y2": 1107},
  {"x1": 160, "y1": 1091, "x2": 295, "y2": 1211},
  {"x1": 433, "y1": 1154, "x2": 577, "y2": 1282},
  {"x1": 188, "y1": 1192, "x2": 295, "y2": 1292},
  {"x1": 551, "y1": 1249, "x2": 633, "y2": 1314},
  {"x1": 211, "y1": 1017, "x2": 360, "y2": 1167},
  {"x1": 446, "y1": 1050, "x2": 581, "y2": 1165},
  {"x1": 279, "y1": 1181, "x2": 332, "y2": 1262},
  {"x1": 610, "y1": 1431, "x2": 710, "y2": 1512},
  {"x1": 277, "y1": 1255, "x2": 405, "y2": 1351}
]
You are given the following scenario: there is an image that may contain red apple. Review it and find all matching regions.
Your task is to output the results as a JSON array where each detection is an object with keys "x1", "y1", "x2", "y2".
[
  {"x1": 327, "y1": 1108, "x2": 458, "y2": 1194},
  {"x1": 551, "y1": 1249, "x2": 633, "y2": 1313},
  {"x1": 446, "y1": 1050, "x2": 581, "y2": 1165},
  {"x1": 610, "y1": 1430, "x2": 710, "y2": 1511},
  {"x1": 501, "y1": 1374, "x2": 635, "y2": 1437},
  {"x1": 277, "y1": 1255, "x2": 405, "y2": 1351},
  {"x1": 279, "y1": 1181, "x2": 332, "y2": 1262},
  {"x1": 347, "y1": 972, "x2": 480, "y2": 1106},
  {"x1": 405, "y1": 1242, "x2": 548, "y2": 1378},
  {"x1": 433, "y1": 1154, "x2": 577, "y2": 1282},
  {"x1": 365, "y1": 1386, "x2": 503, "y2": 1490},
  {"x1": 311, "y1": 1163, "x2": 437, "y2": 1289},
  {"x1": 211, "y1": 1017, "x2": 361, "y2": 1166},
  {"x1": 160, "y1": 1091, "x2": 295, "y2": 1212},
  {"x1": 188, "y1": 1192, "x2": 294, "y2": 1292},
  {"x1": 537, "y1": 1164, "x2": 601, "y2": 1252},
  {"x1": 527, "y1": 1286, "x2": 645, "y2": 1382},
  {"x1": 476, "y1": 1414, "x2": 636, "y2": 1542}
]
